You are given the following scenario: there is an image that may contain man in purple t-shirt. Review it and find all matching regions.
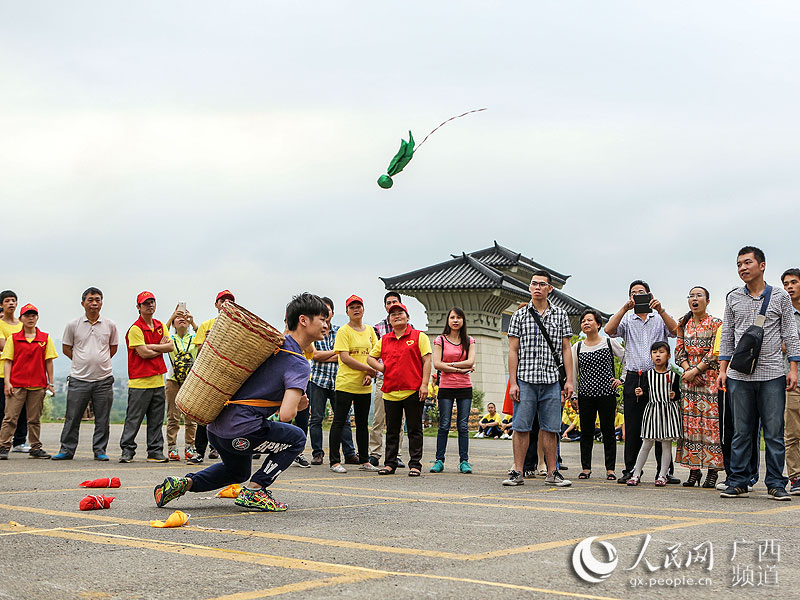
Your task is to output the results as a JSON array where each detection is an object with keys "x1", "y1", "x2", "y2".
[{"x1": 152, "y1": 293, "x2": 328, "y2": 512}]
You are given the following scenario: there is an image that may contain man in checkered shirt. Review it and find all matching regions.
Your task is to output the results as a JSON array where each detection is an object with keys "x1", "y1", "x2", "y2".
[
  {"x1": 503, "y1": 270, "x2": 575, "y2": 487},
  {"x1": 718, "y1": 246, "x2": 800, "y2": 501}
]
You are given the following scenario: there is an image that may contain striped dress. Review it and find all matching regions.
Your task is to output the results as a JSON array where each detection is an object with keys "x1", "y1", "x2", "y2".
[{"x1": 640, "y1": 370, "x2": 683, "y2": 441}]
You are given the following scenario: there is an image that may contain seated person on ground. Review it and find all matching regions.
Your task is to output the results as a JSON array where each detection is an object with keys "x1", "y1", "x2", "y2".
[
  {"x1": 500, "y1": 414, "x2": 513, "y2": 439},
  {"x1": 476, "y1": 402, "x2": 503, "y2": 438},
  {"x1": 561, "y1": 398, "x2": 581, "y2": 441}
]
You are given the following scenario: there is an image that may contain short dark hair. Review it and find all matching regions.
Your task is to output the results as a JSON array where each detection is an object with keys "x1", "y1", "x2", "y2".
[
  {"x1": 629, "y1": 280, "x2": 650, "y2": 295},
  {"x1": 82, "y1": 287, "x2": 104, "y2": 302},
  {"x1": 487, "y1": 402, "x2": 496, "y2": 409},
  {"x1": 384, "y1": 291, "x2": 402, "y2": 304},
  {"x1": 321, "y1": 296, "x2": 334, "y2": 311},
  {"x1": 738, "y1": 246, "x2": 766, "y2": 264},
  {"x1": 579, "y1": 309, "x2": 603, "y2": 327},
  {"x1": 781, "y1": 268, "x2": 800, "y2": 283},
  {"x1": 531, "y1": 270, "x2": 552, "y2": 284},
  {"x1": 286, "y1": 293, "x2": 329, "y2": 330},
  {"x1": 650, "y1": 341, "x2": 670, "y2": 354},
  {"x1": 0, "y1": 290, "x2": 17, "y2": 303}
]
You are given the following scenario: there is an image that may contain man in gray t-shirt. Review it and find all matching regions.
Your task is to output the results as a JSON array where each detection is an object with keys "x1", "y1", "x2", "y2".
[{"x1": 52, "y1": 287, "x2": 119, "y2": 461}]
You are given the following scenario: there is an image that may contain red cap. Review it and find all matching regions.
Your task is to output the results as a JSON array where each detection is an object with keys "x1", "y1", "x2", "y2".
[
  {"x1": 345, "y1": 294, "x2": 364, "y2": 308},
  {"x1": 136, "y1": 291, "x2": 155, "y2": 305},
  {"x1": 216, "y1": 289, "x2": 235, "y2": 303},
  {"x1": 19, "y1": 303, "x2": 38, "y2": 315},
  {"x1": 387, "y1": 303, "x2": 409, "y2": 316}
]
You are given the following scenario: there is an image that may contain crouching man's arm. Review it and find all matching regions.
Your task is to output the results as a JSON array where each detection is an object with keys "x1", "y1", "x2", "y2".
[{"x1": 279, "y1": 388, "x2": 308, "y2": 423}]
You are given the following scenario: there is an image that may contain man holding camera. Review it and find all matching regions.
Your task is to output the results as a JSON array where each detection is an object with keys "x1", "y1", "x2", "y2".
[{"x1": 605, "y1": 280, "x2": 679, "y2": 484}]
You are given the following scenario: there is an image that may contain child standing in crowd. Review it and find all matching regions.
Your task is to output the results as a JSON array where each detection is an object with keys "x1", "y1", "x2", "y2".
[
  {"x1": 0, "y1": 304, "x2": 57, "y2": 459},
  {"x1": 431, "y1": 307, "x2": 475, "y2": 474},
  {"x1": 368, "y1": 302, "x2": 431, "y2": 476},
  {"x1": 627, "y1": 342, "x2": 683, "y2": 487},
  {"x1": 329, "y1": 295, "x2": 379, "y2": 473}
]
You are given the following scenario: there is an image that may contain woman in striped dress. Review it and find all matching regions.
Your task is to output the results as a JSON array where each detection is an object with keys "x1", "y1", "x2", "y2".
[
  {"x1": 627, "y1": 341, "x2": 682, "y2": 487},
  {"x1": 674, "y1": 286, "x2": 723, "y2": 488}
]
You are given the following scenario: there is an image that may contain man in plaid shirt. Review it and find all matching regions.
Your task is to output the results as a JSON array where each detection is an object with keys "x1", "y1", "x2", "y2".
[
  {"x1": 503, "y1": 271, "x2": 575, "y2": 487},
  {"x1": 307, "y1": 297, "x2": 357, "y2": 466},
  {"x1": 718, "y1": 247, "x2": 800, "y2": 500}
]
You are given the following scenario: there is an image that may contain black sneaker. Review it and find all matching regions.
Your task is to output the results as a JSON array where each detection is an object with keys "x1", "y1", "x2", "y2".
[
  {"x1": 311, "y1": 454, "x2": 324, "y2": 465},
  {"x1": 294, "y1": 454, "x2": 311, "y2": 468},
  {"x1": 665, "y1": 475, "x2": 681, "y2": 485},
  {"x1": 0, "y1": 448, "x2": 9, "y2": 460},
  {"x1": 119, "y1": 454, "x2": 135, "y2": 463},
  {"x1": 209, "y1": 449, "x2": 220, "y2": 459},
  {"x1": 617, "y1": 472, "x2": 631, "y2": 484},
  {"x1": 558, "y1": 464, "x2": 568, "y2": 471},
  {"x1": 28, "y1": 449, "x2": 51, "y2": 459},
  {"x1": 720, "y1": 486, "x2": 749, "y2": 498},
  {"x1": 147, "y1": 454, "x2": 169, "y2": 463},
  {"x1": 396, "y1": 458, "x2": 406, "y2": 469},
  {"x1": 367, "y1": 455, "x2": 379, "y2": 467},
  {"x1": 502, "y1": 470, "x2": 524, "y2": 486},
  {"x1": 186, "y1": 455, "x2": 204, "y2": 465},
  {"x1": 768, "y1": 488, "x2": 791, "y2": 501},
  {"x1": 523, "y1": 469, "x2": 537, "y2": 478}
]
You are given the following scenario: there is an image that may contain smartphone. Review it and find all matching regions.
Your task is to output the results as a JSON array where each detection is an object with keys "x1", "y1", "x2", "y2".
[
  {"x1": 633, "y1": 293, "x2": 652, "y2": 314},
  {"x1": 177, "y1": 302, "x2": 187, "y2": 313}
]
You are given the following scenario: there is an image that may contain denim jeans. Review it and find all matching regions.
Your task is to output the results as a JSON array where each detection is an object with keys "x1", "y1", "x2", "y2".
[
  {"x1": 435, "y1": 396, "x2": 470, "y2": 462},
  {"x1": 719, "y1": 388, "x2": 760, "y2": 484},
  {"x1": 307, "y1": 381, "x2": 354, "y2": 459},
  {"x1": 728, "y1": 376, "x2": 787, "y2": 490}
]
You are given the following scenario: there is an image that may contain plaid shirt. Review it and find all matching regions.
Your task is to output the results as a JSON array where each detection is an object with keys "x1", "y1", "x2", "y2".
[
  {"x1": 720, "y1": 284, "x2": 800, "y2": 382},
  {"x1": 310, "y1": 324, "x2": 339, "y2": 390},
  {"x1": 508, "y1": 300, "x2": 572, "y2": 385},
  {"x1": 616, "y1": 310, "x2": 674, "y2": 372}
]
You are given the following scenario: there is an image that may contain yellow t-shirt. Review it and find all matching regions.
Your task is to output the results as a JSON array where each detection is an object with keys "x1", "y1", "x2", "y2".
[
  {"x1": 712, "y1": 325, "x2": 722, "y2": 358},
  {"x1": 615, "y1": 412, "x2": 625, "y2": 428},
  {"x1": 127, "y1": 324, "x2": 167, "y2": 389},
  {"x1": 333, "y1": 323, "x2": 378, "y2": 394},
  {"x1": 0, "y1": 320, "x2": 23, "y2": 373},
  {"x1": 369, "y1": 332, "x2": 432, "y2": 401},
  {"x1": 193, "y1": 317, "x2": 216, "y2": 347},
  {"x1": 1, "y1": 333, "x2": 58, "y2": 389},
  {"x1": 562, "y1": 404, "x2": 579, "y2": 429},
  {"x1": 481, "y1": 412, "x2": 502, "y2": 426}
]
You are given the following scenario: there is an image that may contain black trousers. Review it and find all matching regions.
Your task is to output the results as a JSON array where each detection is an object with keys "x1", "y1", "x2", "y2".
[
  {"x1": 195, "y1": 425, "x2": 216, "y2": 458},
  {"x1": 384, "y1": 394, "x2": 423, "y2": 471},
  {"x1": 623, "y1": 373, "x2": 673, "y2": 476},
  {"x1": 578, "y1": 394, "x2": 616, "y2": 471},
  {"x1": 330, "y1": 390, "x2": 371, "y2": 465}
]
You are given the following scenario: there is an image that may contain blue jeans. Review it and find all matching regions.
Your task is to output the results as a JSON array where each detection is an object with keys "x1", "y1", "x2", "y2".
[
  {"x1": 307, "y1": 381, "x2": 355, "y2": 459},
  {"x1": 728, "y1": 376, "x2": 787, "y2": 490},
  {"x1": 435, "y1": 396, "x2": 470, "y2": 462},
  {"x1": 189, "y1": 421, "x2": 305, "y2": 491},
  {"x1": 513, "y1": 381, "x2": 561, "y2": 432}
]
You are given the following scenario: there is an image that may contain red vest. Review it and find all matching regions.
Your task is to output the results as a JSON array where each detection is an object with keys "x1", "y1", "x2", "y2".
[
  {"x1": 9, "y1": 328, "x2": 50, "y2": 388},
  {"x1": 127, "y1": 317, "x2": 167, "y2": 379},
  {"x1": 381, "y1": 326, "x2": 424, "y2": 393}
]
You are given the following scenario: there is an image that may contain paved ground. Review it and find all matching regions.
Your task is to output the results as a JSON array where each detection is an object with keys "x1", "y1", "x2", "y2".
[{"x1": 1, "y1": 423, "x2": 798, "y2": 599}]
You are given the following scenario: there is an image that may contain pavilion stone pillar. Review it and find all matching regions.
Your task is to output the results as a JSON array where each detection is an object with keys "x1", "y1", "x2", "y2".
[{"x1": 409, "y1": 291, "x2": 513, "y2": 412}]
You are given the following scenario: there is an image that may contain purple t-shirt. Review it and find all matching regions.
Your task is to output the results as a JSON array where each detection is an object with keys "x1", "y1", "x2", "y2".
[{"x1": 207, "y1": 334, "x2": 310, "y2": 439}]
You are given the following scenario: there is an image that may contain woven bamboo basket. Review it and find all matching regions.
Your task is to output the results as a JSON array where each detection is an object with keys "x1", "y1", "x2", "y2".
[{"x1": 176, "y1": 301, "x2": 284, "y2": 424}]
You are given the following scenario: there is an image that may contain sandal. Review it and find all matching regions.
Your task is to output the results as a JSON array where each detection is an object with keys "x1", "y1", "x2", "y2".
[
  {"x1": 377, "y1": 467, "x2": 396, "y2": 475},
  {"x1": 578, "y1": 471, "x2": 591, "y2": 479},
  {"x1": 408, "y1": 468, "x2": 421, "y2": 477},
  {"x1": 606, "y1": 472, "x2": 617, "y2": 480}
]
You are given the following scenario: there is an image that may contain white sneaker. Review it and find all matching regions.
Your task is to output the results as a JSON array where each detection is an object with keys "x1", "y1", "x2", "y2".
[
  {"x1": 716, "y1": 481, "x2": 728, "y2": 491},
  {"x1": 474, "y1": 432, "x2": 484, "y2": 438},
  {"x1": 330, "y1": 464, "x2": 347, "y2": 473},
  {"x1": 11, "y1": 444, "x2": 31, "y2": 453},
  {"x1": 544, "y1": 470, "x2": 572, "y2": 487}
]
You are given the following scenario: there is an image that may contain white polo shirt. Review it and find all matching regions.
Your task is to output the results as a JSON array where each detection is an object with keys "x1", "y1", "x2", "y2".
[{"x1": 62, "y1": 315, "x2": 119, "y2": 382}]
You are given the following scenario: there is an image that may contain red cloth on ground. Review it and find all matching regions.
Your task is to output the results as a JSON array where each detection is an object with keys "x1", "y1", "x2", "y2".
[
  {"x1": 80, "y1": 477, "x2": 121, "y2": 488},
  {"x1": 79, "y1": 495, "x2": 115, "y2": 510}
]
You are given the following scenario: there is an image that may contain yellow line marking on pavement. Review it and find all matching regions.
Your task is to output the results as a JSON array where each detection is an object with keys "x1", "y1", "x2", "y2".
[
  {"x1": 0, "y1": 502, "x2": 148, "y2": 525},
  {"x1": 477, "y1": 494, "x2": 751, "y2": 515},
  {"x1": 189, "y1": 499, "x2": 419, "y2": 519},
  {"x1": 0, "y1": 523, "x2": 623, "y2": 600},
  {"x1": 206, "y1": 574, "x2": 388, "y2": 600},
  {"x1": 470, "y1": 518, "x2": 730, "y2": 560},
  {"x1": 746, "y1": 504, "x2": 800, "y2": 515},
  {"x1": 0, "y1": 522, "x2": 122, "y2": 537}
]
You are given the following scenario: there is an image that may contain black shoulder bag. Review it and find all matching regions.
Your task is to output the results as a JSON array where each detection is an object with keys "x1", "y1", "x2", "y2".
[
  {"x1": 730, "y1": 285, "x2": 773, "y2": 375},
  {"x1": 528, "y1": 306, "x2": 568, "y2": 389}
]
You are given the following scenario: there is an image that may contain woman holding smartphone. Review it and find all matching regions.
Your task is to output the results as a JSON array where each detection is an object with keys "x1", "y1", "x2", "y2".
[{"x1": 430, "y1": 307, "x2": 476, "y2": 474}]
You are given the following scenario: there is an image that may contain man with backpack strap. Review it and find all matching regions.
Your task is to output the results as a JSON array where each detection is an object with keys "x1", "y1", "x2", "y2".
[{"x1": 166, "y1": 311, "x2": 198, "y2": 461}]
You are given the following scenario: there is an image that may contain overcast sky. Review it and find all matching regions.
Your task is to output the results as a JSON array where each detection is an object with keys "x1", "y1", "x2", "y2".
[{"x1": 3, "y1": 1, "x2": 799, "y2": 350}]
